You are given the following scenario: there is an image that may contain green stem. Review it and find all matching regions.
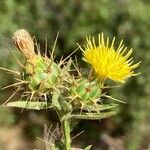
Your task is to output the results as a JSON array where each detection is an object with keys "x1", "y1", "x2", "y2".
[{"x1": 62, "y1": 117, "x2": 71, "y2": 150}]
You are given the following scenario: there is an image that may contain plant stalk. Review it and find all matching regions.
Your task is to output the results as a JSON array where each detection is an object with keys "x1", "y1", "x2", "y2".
[{"x1": 62, "y1": 116, "x2": 71, "y2": 150}]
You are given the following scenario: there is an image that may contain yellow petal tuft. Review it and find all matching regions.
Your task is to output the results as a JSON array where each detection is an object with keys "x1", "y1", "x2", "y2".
[{"x1": 79, "y1": 33, "x2": 140, "y2": 83}]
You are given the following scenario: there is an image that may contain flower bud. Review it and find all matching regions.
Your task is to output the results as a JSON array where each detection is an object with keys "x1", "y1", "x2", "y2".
[{"x1": 12, "y1": 29, "x2": 36, "y2": 59}]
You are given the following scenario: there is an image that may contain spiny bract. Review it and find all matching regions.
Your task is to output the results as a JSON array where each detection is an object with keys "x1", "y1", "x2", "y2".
[
  {"x1": 23, "y1": 55, "x2": 61, "y2": 93},
  {"x1": 69, "y1": 78, "x2": 101, "y2": 106}
]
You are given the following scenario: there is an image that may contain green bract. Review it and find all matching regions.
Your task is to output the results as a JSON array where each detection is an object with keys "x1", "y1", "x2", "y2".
[
  {"x1": 70, "y1": 78, "x2": 101, "y2": 105},
  {"x1": 23, "y1": 55, "x2": 61, "y2": 93}
]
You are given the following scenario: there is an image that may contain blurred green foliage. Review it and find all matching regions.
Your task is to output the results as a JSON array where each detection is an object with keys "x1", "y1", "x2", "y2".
[{"x1": 0, "y1": 0, "x2": 149, "y2": 149}]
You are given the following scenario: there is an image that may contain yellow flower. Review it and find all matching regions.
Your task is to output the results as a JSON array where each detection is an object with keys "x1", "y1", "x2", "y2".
[{"x1": 79, "y1": 33, "x2": 140, "y2": 83}]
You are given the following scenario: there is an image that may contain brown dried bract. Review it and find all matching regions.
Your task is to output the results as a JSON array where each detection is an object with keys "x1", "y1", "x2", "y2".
[{"x1": 13, "y1": 29, "x2": 36, "y2": 59}]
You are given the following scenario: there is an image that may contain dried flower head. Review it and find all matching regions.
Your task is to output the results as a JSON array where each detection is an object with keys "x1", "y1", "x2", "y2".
[
  {"x1": 12, "y1": 29, "x2": 36, "y2": 59},
  {"x1": 79, "y1": 33, "x2": 140, "y2": 83}
]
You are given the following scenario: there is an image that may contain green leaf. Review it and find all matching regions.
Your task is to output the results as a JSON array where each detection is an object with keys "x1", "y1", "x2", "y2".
[
  {"x1": 82, "y1": 103, "x2": 118, "y2": 112},
  {"x1": 4, "y1": 101, "x2": 52, "y2": 110},
  {"x1": 51, "y1": 145, "x2": 61, "y2": 150},
  {"x1": 59, "y1": 99, "x2": 72, "y2": 112},
  {"x1": 84, "y1": 145, "x2": 92, "y2": 150},
  {"x1": 71, "y1": 110, "x2": 118, "y2": 120},
  {"x1": 52, "y1": 90, "x2": 61, "y2": 110}
]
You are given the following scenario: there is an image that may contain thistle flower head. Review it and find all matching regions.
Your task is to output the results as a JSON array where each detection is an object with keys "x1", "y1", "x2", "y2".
[
  {"x1": 79, "y1": 33, "x2": 140, "y2": 83},
  {"x1": 12, "y1": 29, "x2": 36, "y2": 59}
]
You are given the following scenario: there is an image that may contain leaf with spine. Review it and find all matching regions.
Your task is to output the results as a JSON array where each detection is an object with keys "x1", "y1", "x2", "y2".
[
  {"x1": 81, "y1": 103, "x2": 118, "y2": 112},
  {"x1": 70, "y1": 109, "x2": 119, "y2": 120},
  {"x1": 59, "y1": 99, "x2": 72, "y2": 112},
  {"x1": 51, "y1": 146, "x2": 60, "y2": 150},
  {"x1": 84, "y1": 145, "x2": 92, "y2": 150},
  {"x1": 4, "y1": 101, "x2": 52, "y2": 110},
  {"x1": 52, "y1": 90, "x2": 61, "y2": 110}
]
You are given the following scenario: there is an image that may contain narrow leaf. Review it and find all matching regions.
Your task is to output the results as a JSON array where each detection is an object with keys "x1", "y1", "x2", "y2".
[
  {"x1": 71, "y1": 110, "x2": 118, "y2": 120},
  {"x1": 84, "y1": 145, "x2": 92, "y2": 150},
  {"x1": 82, "y1": 103, "x2": 118, "y2": 112},
  {"x1": 52, "y1": 90, "x2": 61, "y2": 110},
  {"x1": 59, "y1": 99, "x2": 72, "y2": 112},
  {"x1": 4, "y1": 101, "x2": 52, "y2": 110}
]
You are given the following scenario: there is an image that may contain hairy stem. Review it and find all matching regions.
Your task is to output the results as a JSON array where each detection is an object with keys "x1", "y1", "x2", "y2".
[{"x1": 62, "y1": 116, "x2": 71, "y2": 150}]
